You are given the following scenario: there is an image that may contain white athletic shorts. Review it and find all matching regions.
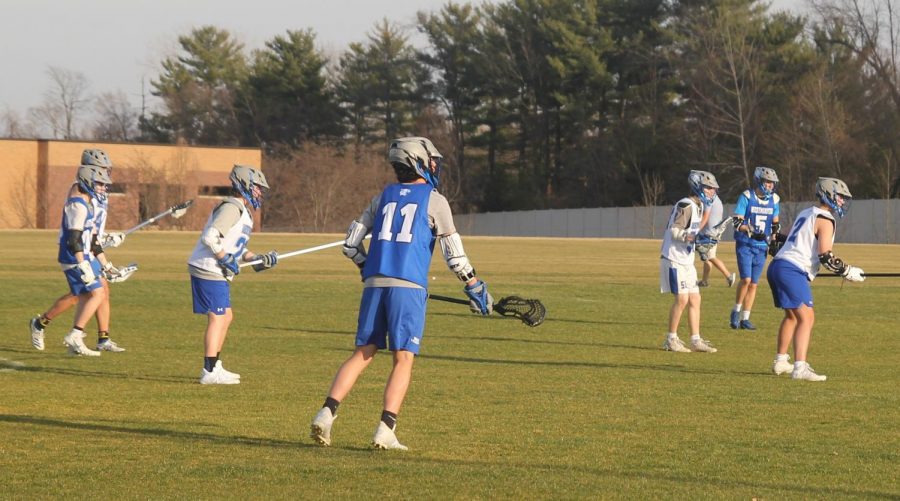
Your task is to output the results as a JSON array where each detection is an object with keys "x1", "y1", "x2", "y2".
[{"x1": 660, "y1": 258, "x2": 699, "y2": 294}]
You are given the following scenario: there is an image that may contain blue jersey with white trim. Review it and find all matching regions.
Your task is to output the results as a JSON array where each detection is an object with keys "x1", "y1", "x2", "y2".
[
  {"x1": 57, "y1": 197, "x2": 95, "y2": 264},
  {"x1": 363, "y1": 183, "x2": 436, "y2": 288},
  {"x1": 733, "y1": 189, "x2": 780, "y2": 248}
]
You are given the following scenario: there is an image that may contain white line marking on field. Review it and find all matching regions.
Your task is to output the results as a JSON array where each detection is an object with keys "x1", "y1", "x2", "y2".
[{"x1": 0, "y1": 358, "x2": 26, "y2": 373}]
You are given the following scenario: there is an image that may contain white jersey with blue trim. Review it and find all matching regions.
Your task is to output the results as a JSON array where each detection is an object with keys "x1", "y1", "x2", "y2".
[
  {"x1": 661, "y1": 197, "x2": 703, "y2": 265},
  {"x1": 57, "y1": 195, "x2": 96, "y2": 265},
  {"x1": 775, "y1": 206, "x2": 834, "y2": 281},
  {"x1": 188, "y1": 198, "x2": 253, "y2": 280},
  {"x1": 92, "y1": 196, "x2": 108, "y2": 237}
]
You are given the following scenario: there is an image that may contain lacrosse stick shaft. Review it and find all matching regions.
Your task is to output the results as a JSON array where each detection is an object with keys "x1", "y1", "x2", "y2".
[
  {"x1": 122, "y1": 200, "x2": 194, "y2": 236},
  {"x1": 239, "y1": 235, "x2": 371, "y2": 268},
  {"x1": 428, "y1": 294, "x2": 475, "y2": 306},
  {"x1": 819, "y1": 273, "x2": 900, "y2": 278}
]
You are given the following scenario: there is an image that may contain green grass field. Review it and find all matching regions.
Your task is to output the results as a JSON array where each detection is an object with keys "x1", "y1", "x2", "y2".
[{"x1": 2, "y1": 230, "x2": 898, "y2": 499}]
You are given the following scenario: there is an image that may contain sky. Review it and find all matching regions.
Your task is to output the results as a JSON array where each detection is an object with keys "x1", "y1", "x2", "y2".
[{"x1": 0, "y1": 0, "x2": 807, "y2": 123}]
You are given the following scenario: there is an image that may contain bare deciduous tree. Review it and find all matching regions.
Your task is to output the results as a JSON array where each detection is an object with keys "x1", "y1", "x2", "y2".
[
  {"x1": 93, "y1": 91, "x2": 139, "y2": 141},
  {"x1": 28, "y1": 66, "x2": 90, "y2": 139}
]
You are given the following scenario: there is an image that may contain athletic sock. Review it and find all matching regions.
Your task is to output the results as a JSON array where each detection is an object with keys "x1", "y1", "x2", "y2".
[
  {"x1": 667, "y1": 332, "x2": 678, "y2": 340},
  {"x1": 204, "y1": 356, "x2": 217, "y2": 372},
  {"x1": 794, "y1": 360, "x2": 806, "y2": 370},
  {"x1": 690, "y1": 334, "x2": 701, "y2": 342},
  {"x1": 741, "y1": 311, "x2": 751, "y2": 321},
  {"x1": 323, "y1": 397, "x2": 340, "y2": 416},
  {"x1": 38, "y1": 315, "x2": 51, "y2": 328},
  {"x1": 97, "y1": 331, "x2": 110, "y2": 344},
  {"x1": 73, "y1": 325, "x2": 85, "y2": 332},
  {"x1": 381, "y1": 410, "x2": 397, "y2": 430},
  {"x1": 733, "y1": 305, "x2": 742, "y2": 312},
  {"x1": 776, "y1": 353, "x2": 789, "y2": 362}
]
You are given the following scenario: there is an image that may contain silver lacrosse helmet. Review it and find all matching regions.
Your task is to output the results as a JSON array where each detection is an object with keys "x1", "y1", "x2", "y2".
[
  {"x1": 754, "y1": 166, "x2": 779, "y2": 199},
  {"x1": 816, "y1": 177, "x2": 852, "y2": 218},
  {"x1": 688, "y1": 170, "x2": 719, "y2": 206},
  {"x1": 230, "y1": 164, "x2": 269, "y2": 210},
  {"x1": 388, "y1": 137, "x2": 444, "y2": 188},
  {"x1": 76, "y1": 164, "x2": 112, "y2": 201}
]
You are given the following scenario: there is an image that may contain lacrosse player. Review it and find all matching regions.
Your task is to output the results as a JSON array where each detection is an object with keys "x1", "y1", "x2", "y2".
[
  {"x1": 187, "y1": 165, "x2": 277, "y2": 385},
  {"x1": 310, "y1": 137, "x2": 492, "y2": 451},
  {"x1": 695, "y1": 194, "x2": 736, "y2": 288},
  {"x1": 766, "y1": 177, "x2": 864, "y2": 381},
  {"x1": 30, "y1": 149, "x2": 129, "y2": 355},
  {"x1": 729, "y1": 166, "x2": 781, "y2": 330},
  {"x1": 660, "y1": 170, "x2": 719, "y2": 354}
]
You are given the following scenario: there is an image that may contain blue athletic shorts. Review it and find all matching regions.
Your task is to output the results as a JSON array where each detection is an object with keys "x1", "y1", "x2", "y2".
[
  {"x1": 63, "y1": 260, "x2": 103, "y2": 295},
  {"x1": 191, "y1": 275, "x2": 231, "y2": 315},
  {"x1": 767, "y1": 259, "x2": 813, "y2": 309},
  {"x1": 355, "y1": 286, "x2": 427, "y2": 354},
  {"x1": 736, "y1": 243, "x2": 768, "y2": 283}
]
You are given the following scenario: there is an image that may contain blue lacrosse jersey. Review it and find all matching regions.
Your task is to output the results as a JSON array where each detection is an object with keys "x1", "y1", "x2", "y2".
[
  {"x1": 362, "y1": 183, "x2": 436, "y2": 288},
  {"x1": 733, "y1": 189, "x2": 780, "y2": 248},
  {"x1": 57, "y1": 197, "x2": 95, "y2": 264}
]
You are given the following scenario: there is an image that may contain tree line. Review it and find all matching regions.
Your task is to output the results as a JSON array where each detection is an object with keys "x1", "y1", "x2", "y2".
[{"x1": 3, "y1": 0, "x2": 899, "y2": 231}]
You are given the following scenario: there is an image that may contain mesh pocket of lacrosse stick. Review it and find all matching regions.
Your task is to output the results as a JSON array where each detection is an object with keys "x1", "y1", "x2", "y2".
[{"x1": 494, "y1": 296, "x2": 547, "y2": 327}]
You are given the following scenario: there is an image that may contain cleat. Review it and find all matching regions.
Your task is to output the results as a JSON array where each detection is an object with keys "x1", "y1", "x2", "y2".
[
  {"x1": 729, "y1": 310, "x2": 740, "y2": 329},
  {"x1": 662, "y1": 336, "x2": 691, "y2": 353},
  {"x1": 792, "y1": 363, "x2": 827, "y2": 382},
  {"x1": 310, "y1": 407, "x2": 337, "y2": 446},
  {"x1": 726, "y1": 273, "x2": 736, "y2": 287},
  {"x1": 64, "y1": 331, "x2": 100, "y2": 357},
  {"x1": 697, "y1": 280, "x2": 709, "y2": 288},
  {"x1": 739, "y1": 319, "x2": 756, "y2": 330},
  {"x1": 30, "y1": 315, "x2": 45, "y2": 351},
  {"x1": 372, "y1": 421, "x2": 408, "y2": 451},
  {"x1": 772, "y1": 358, "x2": 792, "y2": 375},
  {"x1": 214, "y1": 360, "x2": 240, "y2": 379},
  {"x1": 199, "y1": 367, "x2": 240, "y2": 385},
  {"x1": 96, "y1": 339, "x2": 126, "y2": 352},
  {"x1": 691, "y1": 338, "x2": 718, "y2": 353}
]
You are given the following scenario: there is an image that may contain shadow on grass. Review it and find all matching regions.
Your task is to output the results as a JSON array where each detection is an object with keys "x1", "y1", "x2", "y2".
[
  {"x1": 260, "y1": 326, "x2": 353, "y2": 336},
  {"x1": 0, "y1": 414, "x2": 312, "y2": 449},
  {"x1": 436, "y1": 334, "x2": 658, "y2": 351},
  {"x1": 428, "y1": 310, "x2": 630, "y2": 326},
  {"x1": 0, "y1": 360, "x2": 192, "y2": 383}
]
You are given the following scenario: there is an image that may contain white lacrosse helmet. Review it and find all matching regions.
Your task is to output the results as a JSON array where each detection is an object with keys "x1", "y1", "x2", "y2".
[
  {"x1": 754, "y1": 166, "x2": 779, "y2": 199},
  {"x1": 76, "y1": 164, "x2": 112, "y2": 201},
  {"x1": 230, "y1": 164, "x2": 269, "y2": 210},
  {"x1": 688, "y1": 170, "x2": 719, "y2": 206},
  {"x1": 816, "y1": 177, "x2": 852, "y2": 218},
  {"x1": 388, "y1": 137, "x2": 444, "y2": 187}
]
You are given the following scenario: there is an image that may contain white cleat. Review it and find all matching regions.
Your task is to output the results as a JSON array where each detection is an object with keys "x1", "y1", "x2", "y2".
[
  {"x1": 726, "y1": 272, "x2": 737, "y2": 288},
  {"x1": 63, "y1": 331, "x2": 100, "y2": 357},
  {"x1": 772, "y1": 358, "x2": 793, "y2": 375},
  {"x1": 792, "y1": 363, "x2": 827, "y2": 382},
  {"x1": 310, "y1": 407, "x2": 337, "y2": 446},
  {"x1": 30, "y1": 315, "x2": 45, "y2": 351},
  {"x1": 214, "y1": 360, "x2": 240, "y2": 379},
  {"x1": 691, "y1": 338, "x2": 718, "y2": 353},
  {"x1": 372, "y1": 421, "x2": 408, "y2": 451},
  {"x1": 96, "y1": 339, "x2": 126, "y2": 352},
  {"x1": 663, "y1": 336, "x2": 691, "y2": 353},
  {"x1": 199, "y1": 366, "x2": 240, "y2": 385}
]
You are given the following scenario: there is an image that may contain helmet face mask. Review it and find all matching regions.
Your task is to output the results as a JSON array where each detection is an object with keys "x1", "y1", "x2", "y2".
[
  {"x1": 76, "y1": 165, "x2": 112, "y2": 202},
  {"x1": 816, "y1": 177, "x2": 852, "y2": 218},
  {"x1": 688, "y1": 170, "x2": 719, "y2": 207},
  {"x1": 388, "y1": 137, "x2": 443, "y2": 188},
  {"x1": 230, "y1": 165, "x2": 269, "y2": 210},
  {"x1": 754, "y1": 166, "x2": 779, "y2": 199}
]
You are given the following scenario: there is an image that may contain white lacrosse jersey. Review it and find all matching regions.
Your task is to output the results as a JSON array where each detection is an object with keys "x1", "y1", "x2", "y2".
[
  {"x1": 700, "y1": 196, "x2": 724, "y2": 238},
  {"x1": 92, "y1": 196, "x2": 108, "y2": 237},
  {"x1": 661, "y1": 197, "x2": 703, "y2": 265},
  {"x1": 775, "y1": 206, "x2": 834, "y2": 281},
  {"x1": 188, "y1": 199, "x2": 253, "y2": 280}
]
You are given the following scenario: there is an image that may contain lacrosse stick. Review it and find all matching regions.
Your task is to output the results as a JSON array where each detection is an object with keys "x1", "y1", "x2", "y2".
[
  {"x1": 239, "y1": 235, "x2": 372, "y2": 268},
  {"x1": 428, "y1": 294, "x2": 547, "y2": 327},
  {"x1": 105, "y1": 263, "x2": 138, "y2": 283},
  {"x1": 123, "y1": 199, "x2": 194, "y2": 235}
]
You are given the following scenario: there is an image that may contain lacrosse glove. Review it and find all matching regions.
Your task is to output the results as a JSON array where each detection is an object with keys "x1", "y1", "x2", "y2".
[
  {"x1": 252, "y1": 251, "x2": 278, "y2": 272},
  {"x1": 217, "y1": 253, "x2": 240, "y2": 279},
  {"x1": 101, "y1": 232, "x2": 126, "y2": 249},
  {"x1": 768, "y1": 233, "x2": 787, "y2": 257},
  {"x1": 842, "y1": 265, "x2": 866, "y2": 282},
  {"x1": 464, "y1": 280, "x2": 494, "y2": 315},
  {"x1": 77, "y1": 260, "x2": 97, "y2": 285}
]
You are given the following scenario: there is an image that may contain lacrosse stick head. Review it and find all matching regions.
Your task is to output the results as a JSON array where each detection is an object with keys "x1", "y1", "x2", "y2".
[
  {"x1": 170, "y1": 199, "x2": 194, "y2": 219},
  {"x1": 494, "y1": 296, "x2": 546, "y2": 327},
  {"x1": 106, "y1": 263, "x2": 138, "y2": 284}
]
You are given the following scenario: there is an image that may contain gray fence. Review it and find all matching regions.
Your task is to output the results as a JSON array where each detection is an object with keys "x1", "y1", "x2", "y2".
[{"x1": 454, "y1": 199, "x2": 900, "y2": 244}]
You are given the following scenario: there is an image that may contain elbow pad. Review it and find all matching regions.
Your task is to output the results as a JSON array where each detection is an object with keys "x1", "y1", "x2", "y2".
[
  {"x1": 342, "y1": 220, "x2": 368, "y2": 267},
  {"x1": 440, "y1": 232, "x2": 476, "y2": 282},
  {"x1": 66, "y1": 229, "x2": 85, "y2": 254},
  {"x1": 818, "y1": 250, "x2": 847, "y2": 274},
  {"x1": 201, "y1": 227, "x2": 225, "y2": 255},
  {"x1": 90, "y1": 233, "x2": 104, "y2": 256}
]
